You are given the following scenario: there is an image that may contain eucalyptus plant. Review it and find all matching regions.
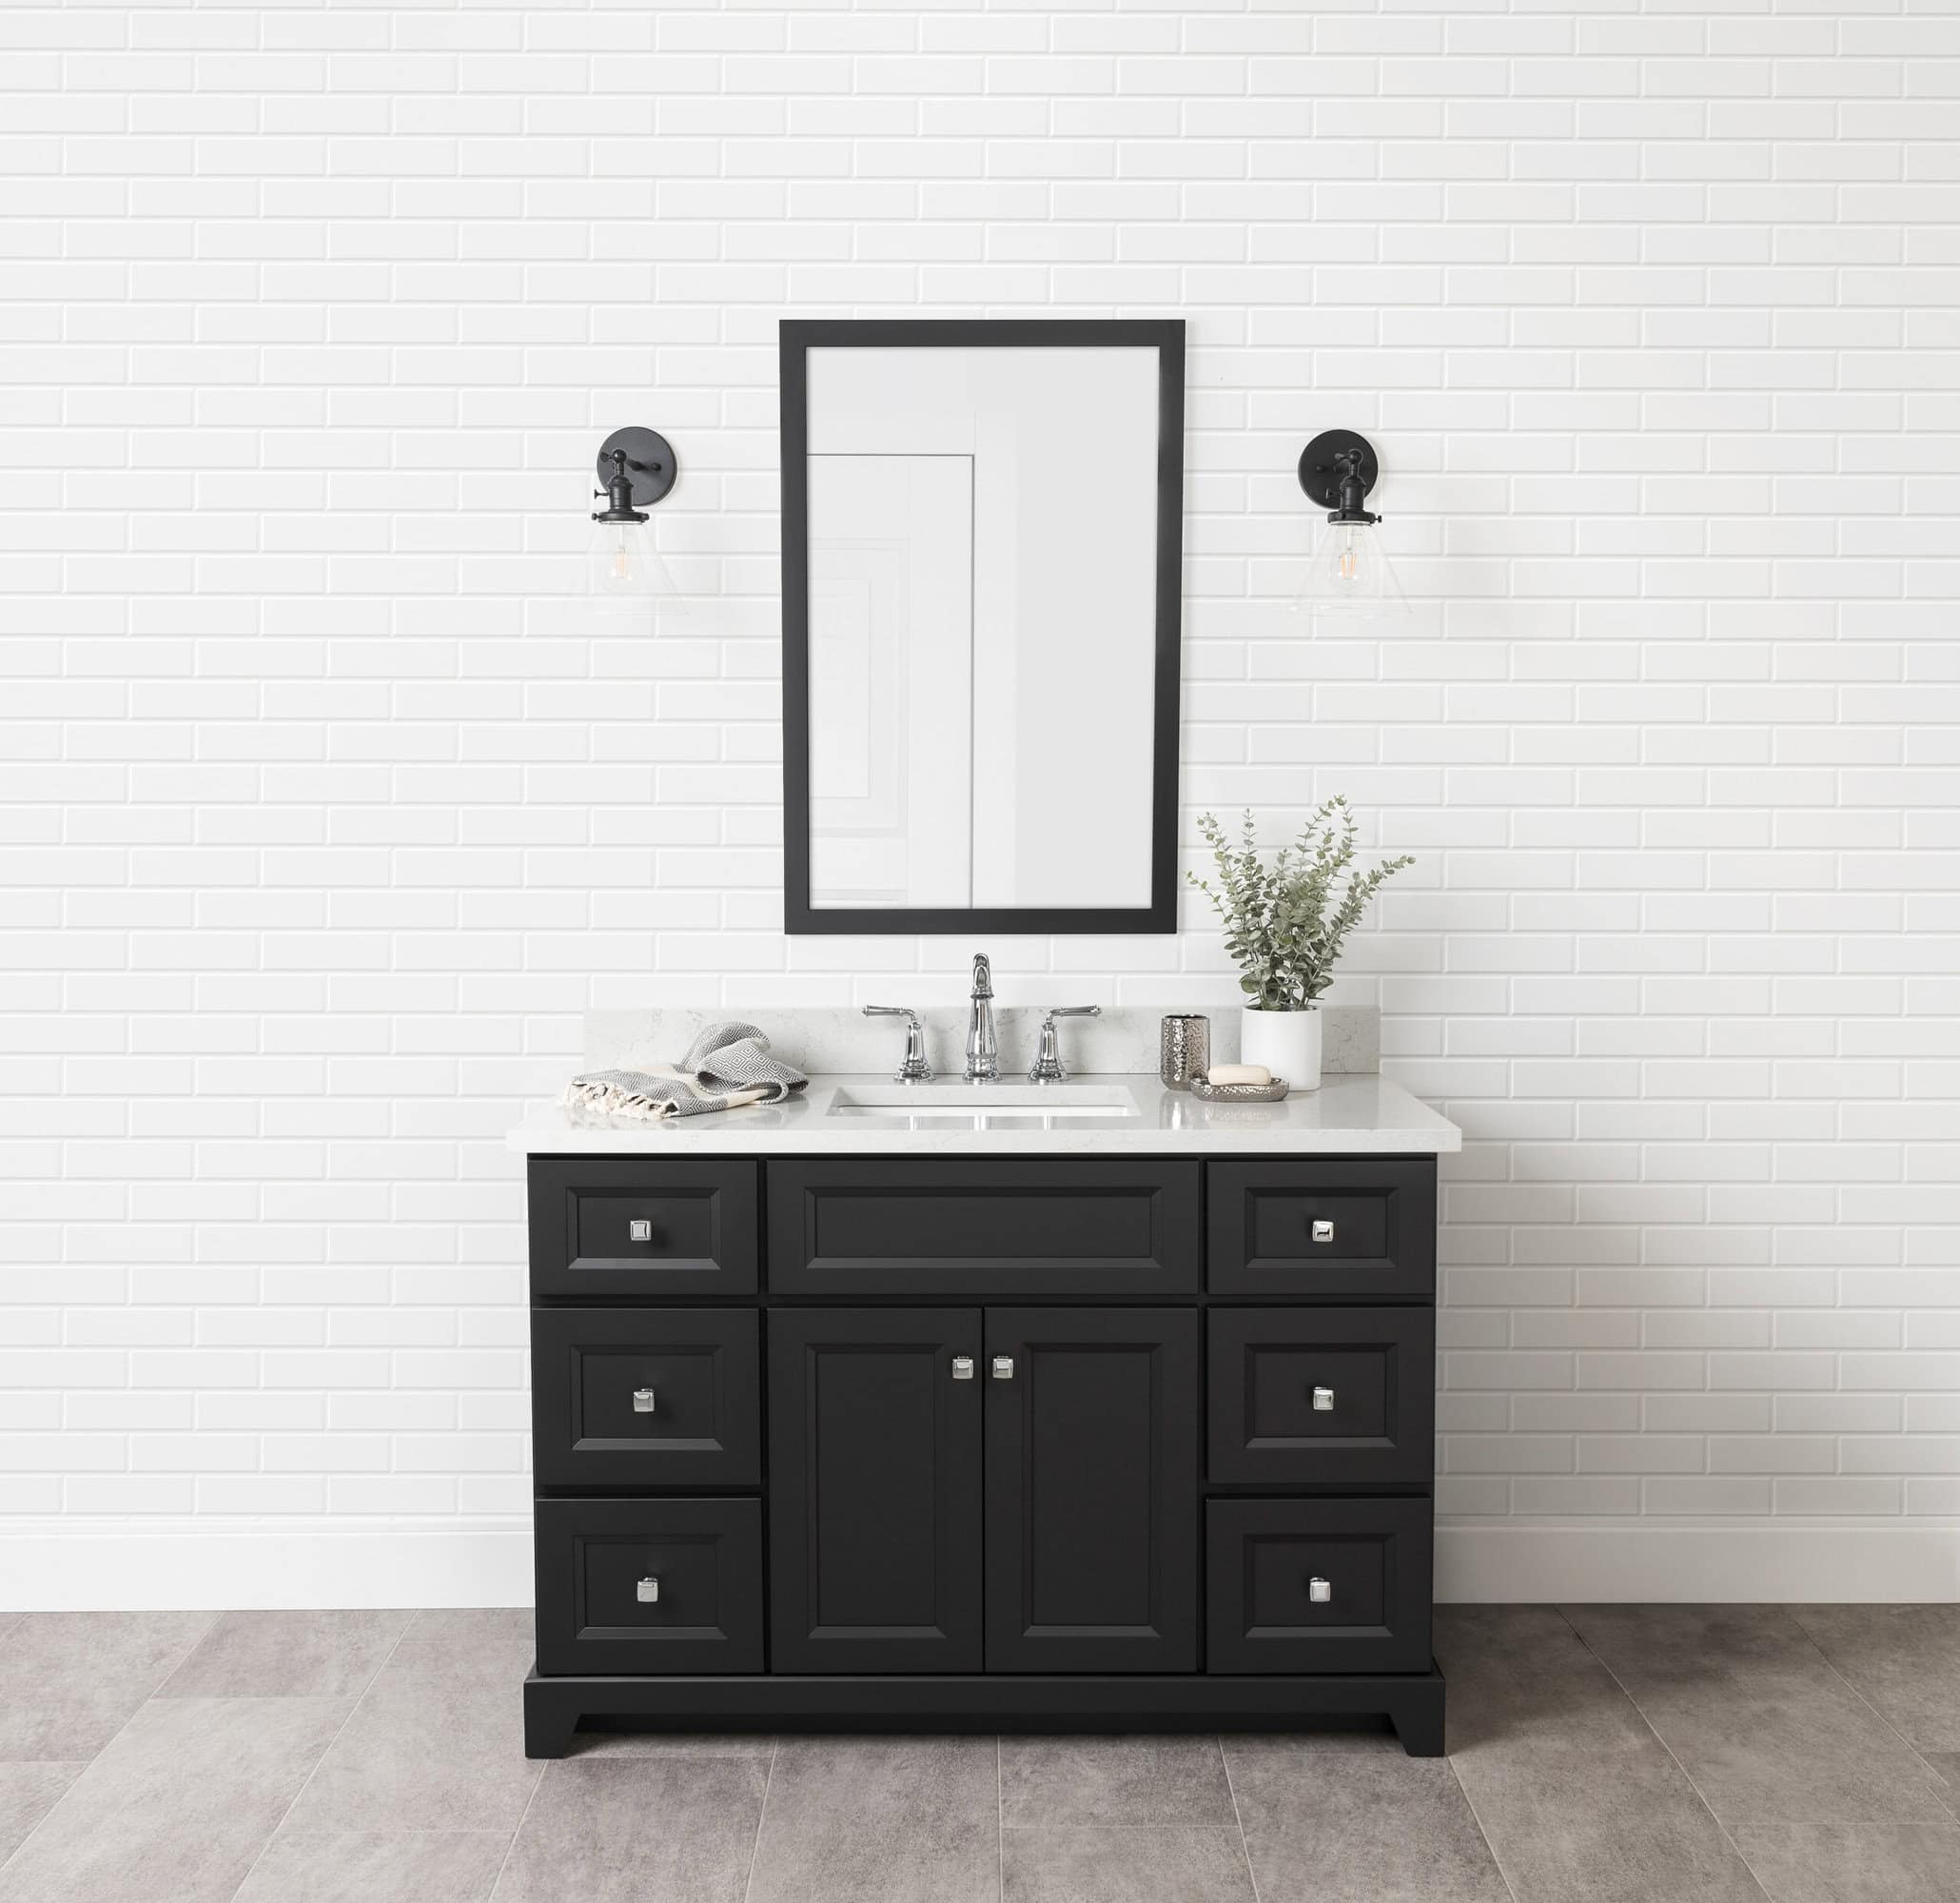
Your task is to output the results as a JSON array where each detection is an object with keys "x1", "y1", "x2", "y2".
[{"x1": 1188, "y1": 799, "x2": 1414, "y2": 1012}]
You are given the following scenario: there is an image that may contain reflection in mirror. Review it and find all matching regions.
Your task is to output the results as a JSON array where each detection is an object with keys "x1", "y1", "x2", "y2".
[{"x1": 783, "y1": 321, "x2": 1184, "y2": 934}]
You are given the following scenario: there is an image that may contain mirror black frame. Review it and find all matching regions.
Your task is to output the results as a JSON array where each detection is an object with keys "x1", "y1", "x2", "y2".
[{"x1": 780, "y1": 317, "x2": 1185, "y2": 936}]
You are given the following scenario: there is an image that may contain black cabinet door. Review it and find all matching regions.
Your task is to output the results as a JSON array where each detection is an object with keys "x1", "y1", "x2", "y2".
[
  {"x1": 985, "y1": 1306, "x2": 1198, "y2": 1673},
  {"x1": 768, "y1": 1308, "x2": 983, "y2": 1674}
]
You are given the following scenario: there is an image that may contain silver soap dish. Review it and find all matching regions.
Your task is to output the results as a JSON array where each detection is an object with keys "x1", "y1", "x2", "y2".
[{"x1": 1189, "y1": 1076, "x2": 1289, "y2": 1104}]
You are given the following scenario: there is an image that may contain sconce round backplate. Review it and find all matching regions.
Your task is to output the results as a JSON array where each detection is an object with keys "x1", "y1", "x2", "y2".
[
  {"x1": 597, "y1": 426, "x2": 678, "y2": 507},
  {"x1": 1297, "y1": 429, "x2": 1379, "y2": 510}
]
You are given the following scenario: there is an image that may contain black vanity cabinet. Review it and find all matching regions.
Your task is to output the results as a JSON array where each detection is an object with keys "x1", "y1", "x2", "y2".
[{"x1": 523, "y1": 1151, "x2": 1443, "y2": 1756}]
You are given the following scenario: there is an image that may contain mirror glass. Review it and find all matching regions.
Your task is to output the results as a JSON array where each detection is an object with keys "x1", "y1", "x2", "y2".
[{"x1": 783, "y1": 322, "x2": 1183, "y2": 934}]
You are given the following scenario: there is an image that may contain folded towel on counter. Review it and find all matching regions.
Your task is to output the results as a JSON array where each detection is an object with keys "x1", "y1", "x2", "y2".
[{"x1": 561, "y1": 1021, "x2": 809, "y2": 1122}]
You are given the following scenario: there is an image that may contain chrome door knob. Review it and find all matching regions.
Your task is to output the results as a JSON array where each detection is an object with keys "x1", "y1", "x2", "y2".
[
  {"x1": 629, "y1": 1219, "x2": 654, "y2": 1243},
  {"x1": 633, "y1": 1386, "x2": 657, "y2": 1414},
  {"x1": 1308, "y1": 1577, "x2": 1332, "y2": 1603},
  {"x1": 991, "y1": 1356, "x2": 1014, "y2": 1381},
  {"x1": 1311, "y1": 1220, "x2": 1334, "y2": 1244},
  {"x1": 1312, "y1": 1385, "x2": 1335, "y2": 1411},
  {"x1": 951, "y1": 1356, "x2": 975, "y2": 1381},
  {"x1": 637, "y1": 1576, "x2": 660, "y2": 1603}
]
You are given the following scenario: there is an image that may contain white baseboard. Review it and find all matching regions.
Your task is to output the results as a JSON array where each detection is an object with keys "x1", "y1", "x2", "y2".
[
  {"x1": 4, "y1": 1518, "x2": 1957, "y2": 1612},
  {"x1": 1438, "y1": 1520, "x2": 1960, "y2": 1602},
  {"x1": 0, "y1": 1520, "x2": 535, "y2": 1612}
]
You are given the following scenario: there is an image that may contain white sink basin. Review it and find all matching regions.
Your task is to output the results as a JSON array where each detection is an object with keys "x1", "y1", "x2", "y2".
[{"x1": 826, "y1": 1081, "x2": 1139, "y2": 1122}]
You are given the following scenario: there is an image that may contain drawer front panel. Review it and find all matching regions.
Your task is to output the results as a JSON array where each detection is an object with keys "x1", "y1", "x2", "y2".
[
  {"x1": 528, "y1": 1158, "x2": 757, "y2": 1298},
  {"x1": 1208, "y1": 1160, "x2": 1435, "y2": 1299},
  {"x1": 531, "y1": 1307, "x2": 760, "y2": 1488},
  {"x1": 768, "y1": 1161, "x2": 1201, "y2": 1296},
  {"x1": 1206, "y1": 1497, "x2": 1431, "y2": 1675},
  {"x1": 1207, "y1": 1307, "x2": 1435, "y2": 1486},
  {"x1": 535, "y1": 1498, "x2": 764, "y2": 1676}
]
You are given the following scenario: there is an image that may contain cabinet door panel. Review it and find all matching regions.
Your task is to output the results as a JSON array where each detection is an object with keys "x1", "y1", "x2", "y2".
[
  {"x1": 985, "y1": 1307, "x2": 1197, "y2": 1673},
  {"x1": 769, "y1": 1307, "x2": 983, "y2": 1674}
]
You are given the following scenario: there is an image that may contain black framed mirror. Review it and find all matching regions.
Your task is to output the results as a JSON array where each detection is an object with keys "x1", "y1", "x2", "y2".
[{"x1": 780, "y1": 318, "x2": 1185, "y2": 935}]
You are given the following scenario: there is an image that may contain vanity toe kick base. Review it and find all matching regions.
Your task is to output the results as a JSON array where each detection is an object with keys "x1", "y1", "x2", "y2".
[{"x1": 523, "y1": 1149, "x2": 1444, "y2": 1756}]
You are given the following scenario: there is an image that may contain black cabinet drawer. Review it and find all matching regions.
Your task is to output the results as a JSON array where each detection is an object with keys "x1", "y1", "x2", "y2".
[
  {"x1": 767, "y1": 1160, "x2": 1201, "y2": 1297},
  {"x1": 531, "y1": 1308, "x2": 759, "y2": 1488},
  {"x1": 1207, "y1": 1307, "x2": 1434, "y2": 1487},
  {"x1": 535, "y1": 1498, "x2": 763, "y2": 1676},
  {"x1": 1206, "y1": 1498, "x2": 1432, "y2": 1675},
  {"x1": 1207, "y1": 1160, "x2": 1435, "y2": 1299},
  {"x1": 527, "y1": 1158, "x2": 757, "y2": 1299}
]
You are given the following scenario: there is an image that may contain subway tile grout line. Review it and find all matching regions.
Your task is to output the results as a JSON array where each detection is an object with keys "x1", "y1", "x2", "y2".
[
  {"x1": 1557, "y1": 1606, "x2": 1774, "y2": 1903},
  {"x1": 223, "y1": 1606, "x2": 428, "y2": 1903},
  {"x1": 0, "y1": 1608, "x2": 222, "y2": 1881}
]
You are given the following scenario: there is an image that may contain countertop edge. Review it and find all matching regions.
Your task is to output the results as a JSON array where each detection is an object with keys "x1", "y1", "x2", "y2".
[{"x1": 505, "y1": 1073, "x2": 1462, "y2": 1157}]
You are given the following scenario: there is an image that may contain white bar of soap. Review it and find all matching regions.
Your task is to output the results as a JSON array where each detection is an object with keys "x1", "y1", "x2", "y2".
[{"x1": 1205, "y1": 1063, "x2": 1272, "y2": 1087}]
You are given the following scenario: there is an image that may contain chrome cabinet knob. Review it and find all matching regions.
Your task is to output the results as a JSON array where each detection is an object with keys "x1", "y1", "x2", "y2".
[
  {"x1": 1312, "y1": 1385, "x2": 1335, "y2": 1412},
  {"x1": 637, "y1": 1576, "x2": 660, "y2": 1603},
  {"x1": 991, "y1": 1356, "x2": 1014, "y2": 1381},
  {"x1": 1311, "y1": 1220, "x2": 1334, "y2": 1244},
  {"x1": 629, "y1": 1219, "x2": 654, "y2": 1243},
  {"x1": 951, "y1": 1356, "x2": 975, "y2": 1381},
  {"x1": 1309, "y1": 1577, "x2": 1332, "y2": 1603},
  {"x1": 633, "y1": 1386, "x2": 657, "y2": 1414}
]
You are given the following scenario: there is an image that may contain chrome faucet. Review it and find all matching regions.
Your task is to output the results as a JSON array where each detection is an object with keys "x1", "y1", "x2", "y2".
[{"x1": 965, "y1": 952, "x2": 998, "y2": 1083}]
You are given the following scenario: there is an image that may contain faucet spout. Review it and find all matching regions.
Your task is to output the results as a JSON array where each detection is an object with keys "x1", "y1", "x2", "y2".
[{"x1": 965, "y1": 952, "x2": 998, "y2": 1082}]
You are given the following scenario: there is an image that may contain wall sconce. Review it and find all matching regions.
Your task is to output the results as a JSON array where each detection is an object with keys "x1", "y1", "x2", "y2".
[
  {"x1": 1291, "y1": 429, "x2": 1403, "y2": 622},
  {"x1": 589, "y1": 426, "x2": 681, "y2": 614}
]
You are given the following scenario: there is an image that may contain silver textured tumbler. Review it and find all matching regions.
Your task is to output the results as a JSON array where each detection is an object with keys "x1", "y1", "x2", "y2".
[{"x1": 1159, "y1": 1014, "x2": 1210, "y2": 1090}]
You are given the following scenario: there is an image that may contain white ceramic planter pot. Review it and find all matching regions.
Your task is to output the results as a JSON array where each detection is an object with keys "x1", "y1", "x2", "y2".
[{"x1": 1239, "y1": 1006, "x2": 1322, "y2": 1092}]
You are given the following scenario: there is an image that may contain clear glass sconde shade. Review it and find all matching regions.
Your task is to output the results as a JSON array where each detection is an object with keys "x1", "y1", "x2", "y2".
[
  {"x1": 586, "y1": 519, "x2": 682, "y2": 619},
  {"x1": 1290, "y1": 516, "x2": 1406, "y2": 623}
]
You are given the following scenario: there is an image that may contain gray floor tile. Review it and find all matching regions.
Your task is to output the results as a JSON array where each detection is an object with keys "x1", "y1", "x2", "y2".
[
  {"x1": 1000, "y1": 1735, "x2": 1235, "y2": 1827},
  {"x1": 279, "y1": 1638, "x2": 541, "y2": 1834},
  {"x1": 398, "y1": 1608, "x2": 533, "y2": 1667},
  {"x1": 1788, "y1": 1605, "x2": 1960, "y2": 1753},
  {"x1": 563, "y1": 1729, "x2": 776, "y2": 1760},
  {"x1": 1568, "y1": 1603, "x2": 1952, "y2": 1826},
  {"x1": 1925, "y1": 1753, "x2": 1960, "y2": 1802},
  {"x1": 234, "y1": 1830, "x2": 511, "y2": 1903},
  {"x1": 491, "y1": 1756, "x2": 768, "y2": 1903},
  {"x1": 0, "y1": 1695, "x2": 348, "y2": 1903},
  {"x1": 1438, "y1": 1605, "x2": 1765, "y2": 1903},
  {"x1": 0, "y1": 1760, "x2": 86, "y2": 1862},
  {"x1": 1002, "y1": 1825, "x2": 1256, "y2": 1903},
  {"x1": 1733, "y1": 1821, "x2": 1960, "y2": 1902},
  {"x1": 745, "y1": 1736, "x2": 998, "y2": 1903},
  {"x1": 0, "y1": 1611, "x2": 214, "y2": 1760},
  {"x1": 156, "y1": 1609, "x2": 414, "y2": 1700},
  {"x1": 1225, "y1": 1732, "x2": 1511, "y2": 1903}
]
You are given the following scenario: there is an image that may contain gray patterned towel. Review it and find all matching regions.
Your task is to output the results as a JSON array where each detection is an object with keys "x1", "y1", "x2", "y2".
[{"x1": 561, "y1": 1021, "x2": 809, "y2": 1122}]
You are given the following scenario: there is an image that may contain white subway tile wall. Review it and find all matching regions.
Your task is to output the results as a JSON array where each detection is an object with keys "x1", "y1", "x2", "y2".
[{"x1": 3, "y1": 5, "x2": 1957, "y2": 1559}]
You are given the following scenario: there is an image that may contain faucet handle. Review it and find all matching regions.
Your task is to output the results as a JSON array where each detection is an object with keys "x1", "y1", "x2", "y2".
[
  {"x1": 1028, "y1": 1005, "x2": 1101, "y2": 1084},
  {"x1": 863, "y1": 1005, "x2": 932, "y2": 1083}
]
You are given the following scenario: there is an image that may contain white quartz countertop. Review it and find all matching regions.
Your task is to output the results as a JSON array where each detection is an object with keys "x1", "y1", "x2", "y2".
[{"x1": 507, "y1": 1072, "x2": 1460, "y2": 1157}]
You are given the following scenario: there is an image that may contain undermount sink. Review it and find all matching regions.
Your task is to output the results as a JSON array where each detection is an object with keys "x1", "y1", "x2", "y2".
[{"x1": 826, "y1": 1081, "x2": 1139, "y2": 1121}]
